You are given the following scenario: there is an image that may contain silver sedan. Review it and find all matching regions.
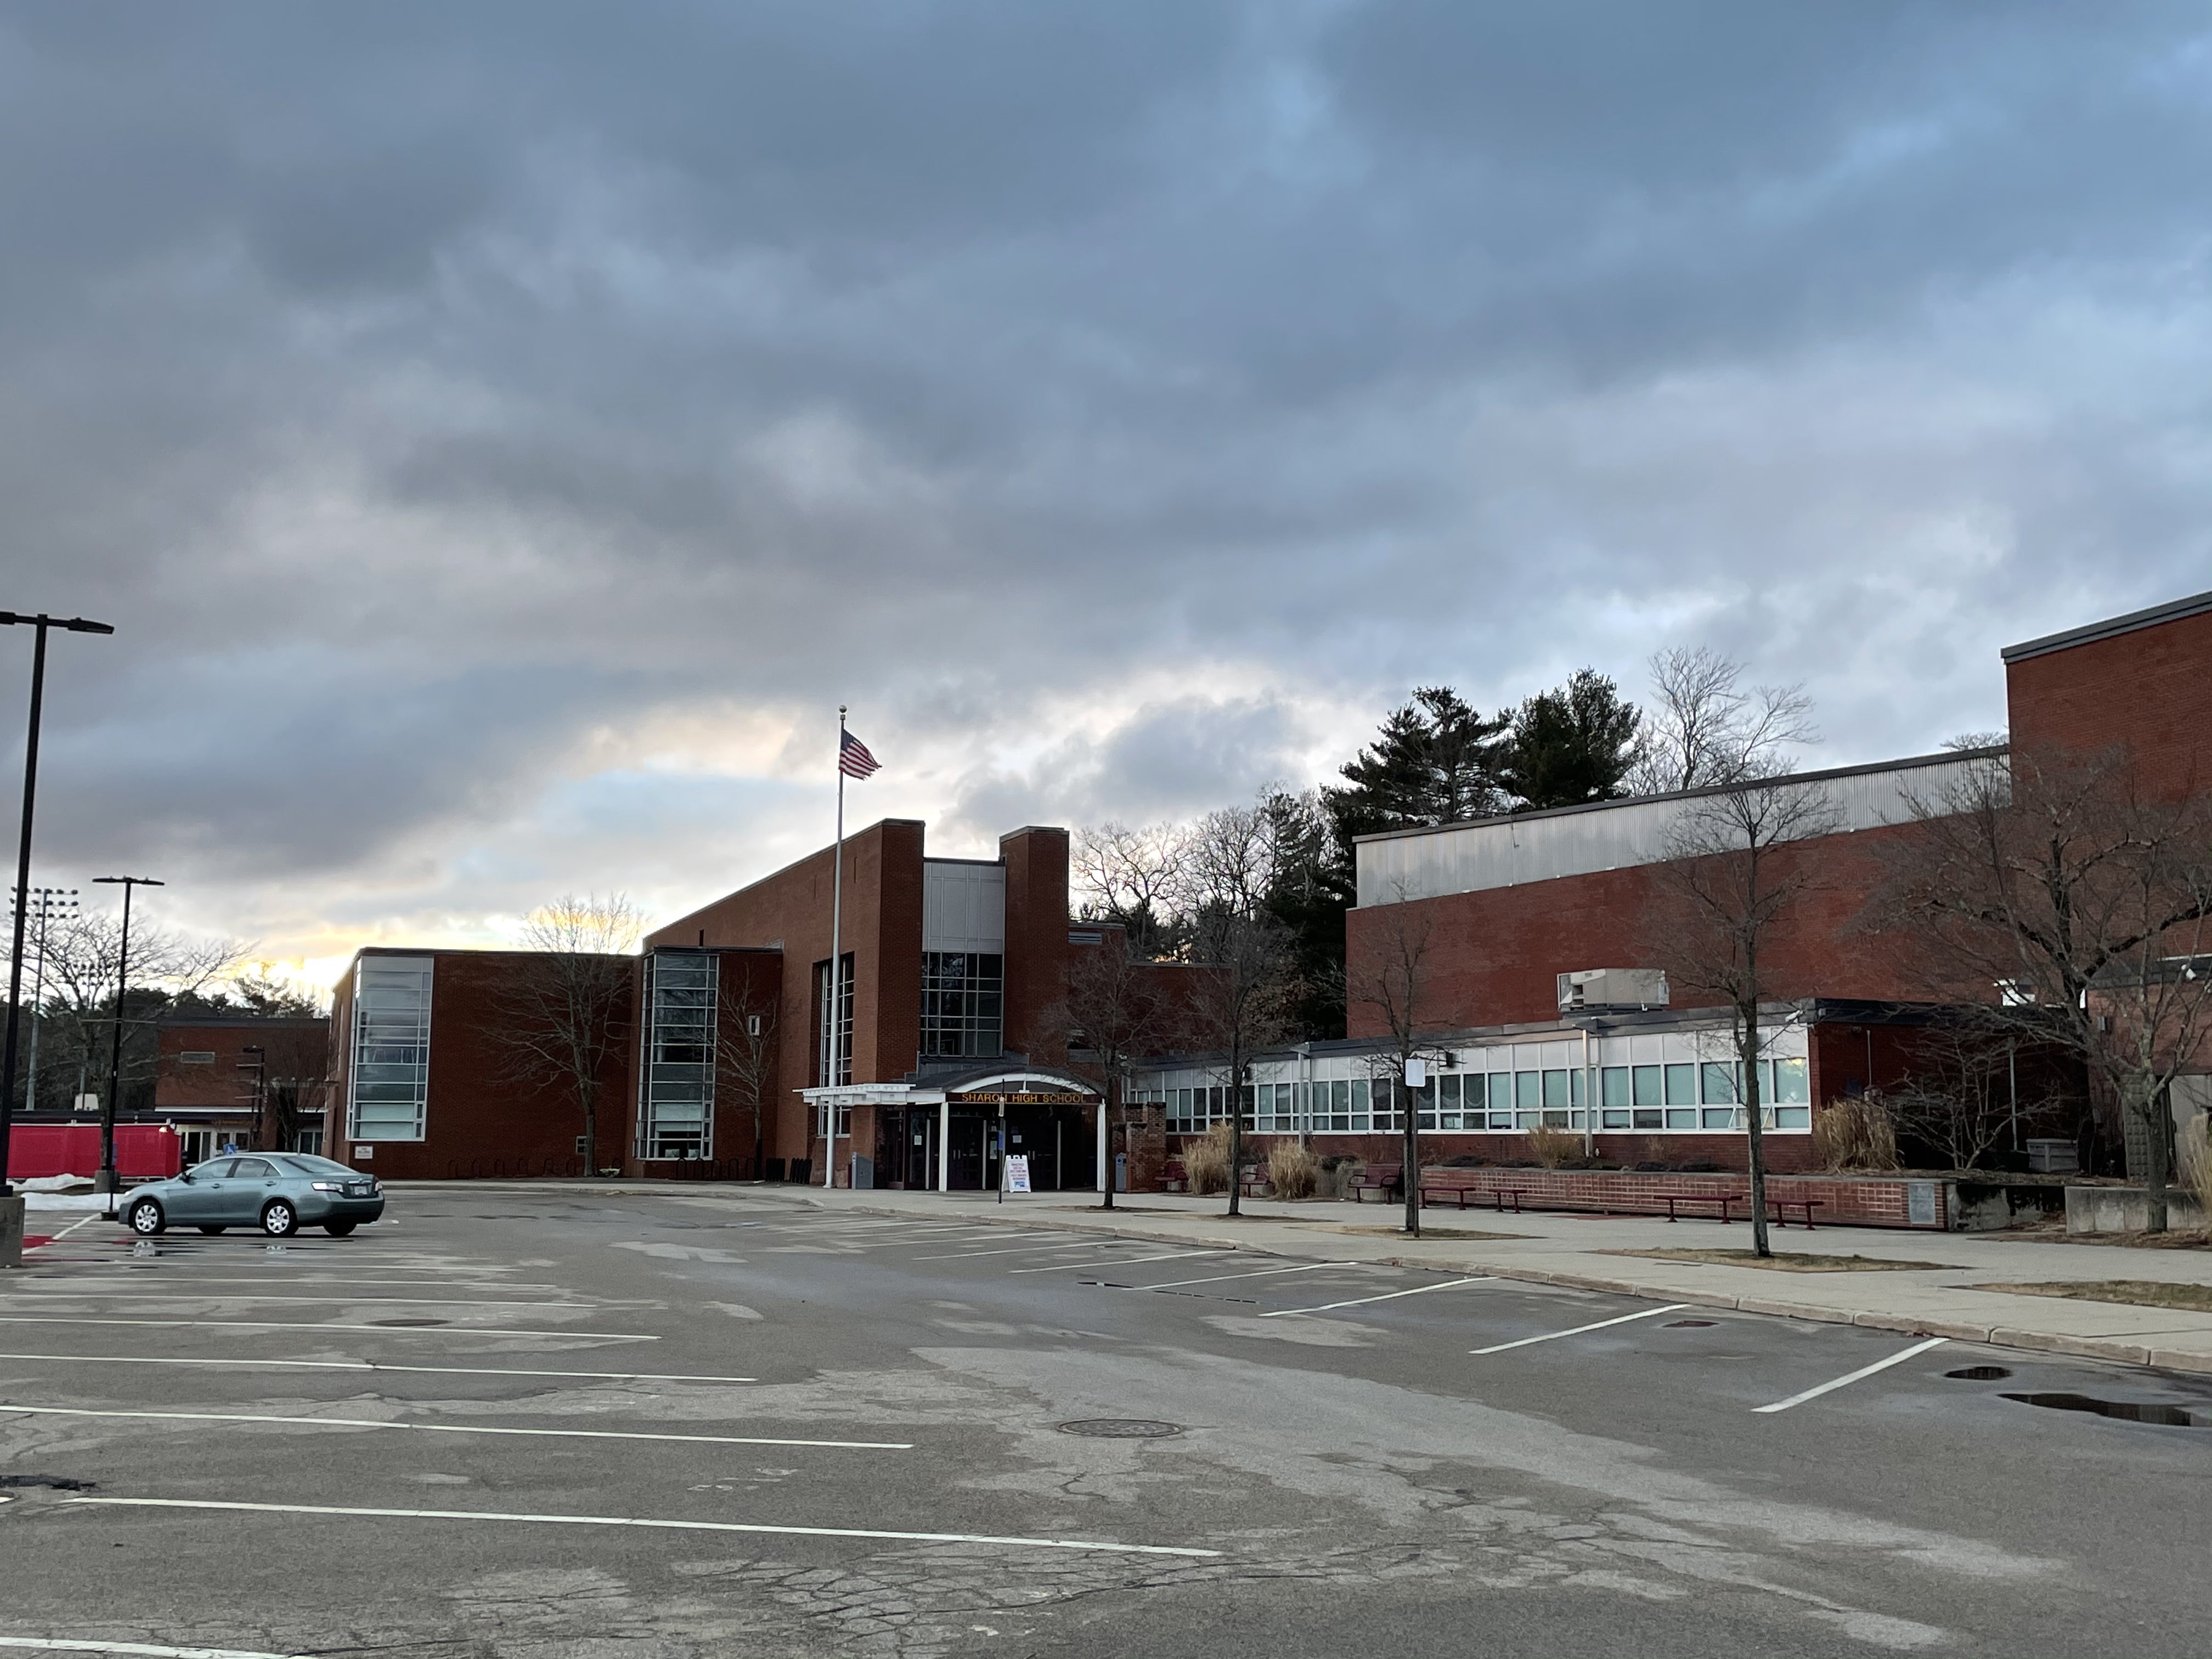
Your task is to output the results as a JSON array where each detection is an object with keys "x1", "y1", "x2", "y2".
[{"x1": 120, "y1": 1153, "x2": 386, "y2": 1238}]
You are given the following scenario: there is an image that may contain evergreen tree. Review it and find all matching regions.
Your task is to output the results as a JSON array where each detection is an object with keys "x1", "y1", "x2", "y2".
[
  {"x1": 1502, "y1": 669, "x2": 1644, "y2": 811},
  {"x1": 1321, "y1": 686, "x2": 1509, "y2": 843}
]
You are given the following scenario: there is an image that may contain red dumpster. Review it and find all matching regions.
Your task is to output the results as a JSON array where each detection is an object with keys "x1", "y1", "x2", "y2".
[{"x1": 4, "y1": 1124, "x2": 181, "y2": 1181}]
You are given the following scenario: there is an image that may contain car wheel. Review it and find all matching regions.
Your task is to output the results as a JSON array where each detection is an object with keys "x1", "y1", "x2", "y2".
[
  {"x1": 261, "y1": 1199, "x2": 298, "y2": 1238},
  {"x1": 324, "y1": 1221, "x2": 357, "y2": 1237},
  {"x1": 196, "y1": 1224, "x2": 228, "y2": 1235},
  {"x1": 128, "y1": 1198, "x2": 166, "y2": 1236}
]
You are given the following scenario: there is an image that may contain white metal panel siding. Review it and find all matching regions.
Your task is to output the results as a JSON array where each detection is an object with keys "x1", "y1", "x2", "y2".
[
  {"x1": 922, "y1": 861, "x2": 1006, "y2": 952},
  {"x1": 1356, "y1": 755, "x2": 1993, "y2": 907}
]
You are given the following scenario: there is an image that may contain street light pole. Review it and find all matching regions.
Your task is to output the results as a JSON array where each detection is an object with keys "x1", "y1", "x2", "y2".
[
  {"x1": 0, "y1": 613, "x2": 112, "y2": 1204},
  {"x1": 92, "y1": 874, "x2": 162, "y2": 1215},
  {"x1": 13, "y1": 888, "x2": 79, "y2": 1121},
  {"x1": 240, "y1": 1044, "x2": 268, "y2": 1152}
]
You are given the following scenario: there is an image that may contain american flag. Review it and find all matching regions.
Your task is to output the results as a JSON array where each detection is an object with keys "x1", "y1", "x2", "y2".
[{"x1": 839, "y1": 727, "x2": 882, "y2": 780}]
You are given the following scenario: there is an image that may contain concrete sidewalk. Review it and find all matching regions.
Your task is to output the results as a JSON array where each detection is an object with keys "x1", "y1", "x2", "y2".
[{"x1": 580, "y1": 1180, "x2": 2212, "y2": 1376}]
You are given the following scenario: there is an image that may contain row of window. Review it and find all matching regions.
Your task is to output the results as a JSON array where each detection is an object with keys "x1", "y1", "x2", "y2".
[
  {"x1": 347, "y1": 958, "x2": 433, "y2": 1141},
  {"x1": 640, "y1": 951, "x2": 717, "y2": 1160},
  {"x1": 920, "y1": 951, "x2": 1003, "y2": 1059},
  {"x1": 1148, "y1": 1058, "x2": 1813, "y2": 1136}
]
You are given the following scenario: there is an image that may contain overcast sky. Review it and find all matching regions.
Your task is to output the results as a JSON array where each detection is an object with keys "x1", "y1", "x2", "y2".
[{"x1": 4, "y1": 2, "x2": 2209, "y2": 990}]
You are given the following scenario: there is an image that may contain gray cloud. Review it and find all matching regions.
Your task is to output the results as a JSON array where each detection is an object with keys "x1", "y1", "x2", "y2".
[{"x1": 0, "y1": 2, "x2": 2207, "y2": 958}]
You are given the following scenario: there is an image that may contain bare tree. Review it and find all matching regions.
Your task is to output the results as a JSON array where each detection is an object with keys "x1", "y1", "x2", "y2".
[
  {"x1": 1876, "y1": 748, "x2": 2212, "y2": 1229},
  {"x1": 1181, "y1": 804, "x2": 1277, "y2": 921},
  {"x1": 494, "y1": 895, "x2": 641, "y2": 1176},
  {"x1": 250, "y1": 1020, "x2": 334, "y2": 1153},
  {"x1": 1649, "y1": 776, "x2": 1843, "y2": 1258},
  {"x1": 33, "y1": 909, "x2": 241, "y2": 1112},
  {"x1": 1344, "y1": 886, "x2": 1440, "y2": 1237},
  {"x1": 1632, "y1": 646, "x2": 1816, "y2": 795},
  {"x1": 1046, "y1": 935, "x2": 1171, "y2": 1210},
  {"x1": 1874, "y1": 1020, "x2": 2073, "y2": 1175},
  {"x1": 718, "y1": 976, "x2": 780, "y2": 1180},
  {"x1": 1072, "y1": 822, "x2": 1190, "y2": 958},
  {"x1": 1182, "y1": 907, "x2": 1300, "y2": 1219}
]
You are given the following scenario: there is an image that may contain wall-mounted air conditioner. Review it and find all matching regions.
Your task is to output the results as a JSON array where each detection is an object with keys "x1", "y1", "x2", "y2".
[{"x1": 1556, "y1": 968, "x2": 1669, "y2": 1013}]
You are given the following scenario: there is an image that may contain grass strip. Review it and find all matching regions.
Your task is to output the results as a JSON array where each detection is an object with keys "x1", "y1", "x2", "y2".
[{"x1": 1599, "y1": 1248, "x2": 1959, "y2": 1272}]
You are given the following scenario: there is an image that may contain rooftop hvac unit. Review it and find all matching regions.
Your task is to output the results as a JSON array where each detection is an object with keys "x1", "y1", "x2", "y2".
[{"x1": 1557, "y1": 968, "x2": 1669, "y2": 1014}]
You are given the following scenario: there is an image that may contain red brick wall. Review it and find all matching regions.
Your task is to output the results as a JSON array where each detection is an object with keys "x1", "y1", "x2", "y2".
[
  {"x1": 332, "y1": 950, "x2": 638, "y2": 1181},
  {"x1": 646, "y1": 818, "x2": 927, "y2": 1166},
  {"x1": 2007, "y1": 604, "x2": 2212, "y2": 800},
  {"x1": 1393, "y1": 1166, "x2": 1942, "y2": 1227},
  {"x1": 156, "y1": 1019, "x2": 327, "y2": 1114},
  {"x1": 1001, "y1": 826, "x2": 1073, "y2": 1062},
  {"x1": 1345, "y1": 819, "x2": 1945, "y2": 1034}
]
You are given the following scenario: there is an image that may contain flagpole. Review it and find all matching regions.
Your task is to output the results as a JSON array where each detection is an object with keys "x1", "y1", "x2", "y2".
[{"x1": 826, "y1": 705, "x2": 847, "y2": 1189}]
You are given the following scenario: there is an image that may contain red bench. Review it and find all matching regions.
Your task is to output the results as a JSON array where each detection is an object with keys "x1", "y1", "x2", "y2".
[
  {"x1": 1348, "y1": 1163, "x2": 1403, "y2": 1202},
  {"x1": 1731, "y1": 1194, "x2": 1825, "y2": 1229}
]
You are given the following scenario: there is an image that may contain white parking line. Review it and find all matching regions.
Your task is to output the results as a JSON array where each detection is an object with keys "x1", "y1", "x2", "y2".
[
  {"x1": 1751, "y1": 1338, "x2": 1949, "y2": 1414},
  {"x1": 0, "y1": 1317, "x2": 654, "y2": 1341},
  {"x1": 1132, "y1": 1262, "x2": 1354, "y2": 1291},
  {"x1": 0, "y1": 1403, "x2": 908, "y2": 1449},
  {"x1": 0, "y1": 1637, "x2": 307, "y2": 1659},
  {"x1": 1469, "y1": 1303, "x2": 1689, "y2": 1353},
  {"x1": 1, "y1": 1294, "x2": 599, "y2": 1309},
  {"x1": 0, "y1": 1353, "x2": 753, "y2": 1383},
  {"x1": 17, "y1": 1283, "x2": 539, "y2": 1300},
  {"x1": 1009, "y1": 1250, "x2": 1231, "y2": 1275},
  {"x1": 1261, "y1": 1277, "x2": 1494, "y2": 1317},
  {"x1": 70, "y1": 1496, "x2": 1222, "y2": 1557},
  {"x1": 911, "y1": 1242, "x2": 1120, "y2": 1261}
]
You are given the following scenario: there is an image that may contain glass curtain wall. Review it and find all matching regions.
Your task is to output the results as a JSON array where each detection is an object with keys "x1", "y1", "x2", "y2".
[
  {"x1": 815, "y1": 952, "x2": 854, "y2": 1087},
  {"x1": 920, "y1": 951, "x2": 1003, "y2": 1059},
  {"x1": 348, "y1": 956, "x2": 432, "y2": 1141},
  {"x1": 641, "y1": 950, "x2": 717, "y2": 1159}
]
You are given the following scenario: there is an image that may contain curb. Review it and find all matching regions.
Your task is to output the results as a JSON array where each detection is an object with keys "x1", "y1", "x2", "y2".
[{"x1": 825, "y1": 1195, "x2": 2212, "y2": 1378}]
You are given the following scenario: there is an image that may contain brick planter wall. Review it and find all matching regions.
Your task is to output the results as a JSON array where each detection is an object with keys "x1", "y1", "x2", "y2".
[{"x1": 1374, "y1": 1166, "x2": 1947, "y2": 1229}]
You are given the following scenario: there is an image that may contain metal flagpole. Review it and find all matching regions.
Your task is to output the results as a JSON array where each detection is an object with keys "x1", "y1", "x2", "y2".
[{"x1": 825, "y1": 706, "x2": 846, "y2": 1189}]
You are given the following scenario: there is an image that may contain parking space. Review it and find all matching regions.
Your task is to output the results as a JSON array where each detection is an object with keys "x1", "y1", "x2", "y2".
[{"x1": 3, "y1": 1186, "x2": 2209, "y2": 1658}]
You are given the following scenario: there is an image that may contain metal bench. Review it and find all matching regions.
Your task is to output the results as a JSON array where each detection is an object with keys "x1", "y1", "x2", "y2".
[{"x1": 1348, "y1": 1164, "x2": 1403, "y2": 1202}]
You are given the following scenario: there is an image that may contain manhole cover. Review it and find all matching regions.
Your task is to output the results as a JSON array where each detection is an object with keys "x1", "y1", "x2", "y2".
[
  {"x1": 1946, "y1": 1365, "x2": 2013, "y2": 1381},
  {"x1": 369, "y1": 1318, "x2": 448, "y2": 1328},
  {"x1": 1665, "y1": 1319, "x2": 1717, "y2": 1328},
  {"x1": 0, "y1": 1474, "x2": 95, "y2": 1491},
  {"x1": 1056, "y1": 1419, "x2": 1182, "y2": 1439},
  {"x1": 2002, "y1": 1392, "x2": 2206, "y2": 1427}
]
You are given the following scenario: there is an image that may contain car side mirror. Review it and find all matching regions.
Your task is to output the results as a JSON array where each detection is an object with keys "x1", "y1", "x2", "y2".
[{"x1": 180, "y1": 1171, "x2": 196, "y2": 1183}]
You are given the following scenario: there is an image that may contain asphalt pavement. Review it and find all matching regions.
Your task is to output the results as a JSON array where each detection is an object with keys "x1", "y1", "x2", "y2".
[{"x1": 2, "y1": 1184, "x2": 2208, "y2": 1658}]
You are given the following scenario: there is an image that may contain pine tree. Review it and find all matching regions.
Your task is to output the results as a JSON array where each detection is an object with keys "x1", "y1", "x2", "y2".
[{"x1": 1502, "y1": 669, "x2": 1644, "y2": 811}]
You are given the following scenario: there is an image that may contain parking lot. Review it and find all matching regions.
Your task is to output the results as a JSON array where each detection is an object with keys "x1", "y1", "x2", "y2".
[{"x1": 3, "y1": 1184, "x2": 2209, "y2": 1658}]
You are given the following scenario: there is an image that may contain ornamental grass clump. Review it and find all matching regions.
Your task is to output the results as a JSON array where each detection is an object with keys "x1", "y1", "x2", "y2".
[
  {"x1": 2180, "y1": 1114, "x2": 2212, "y2": 1218},
  {"x1": 1266, "y1": 1139, "x2": 1320, "y2": 1200},
  {"x1": 1184, "y1": 1121, "x2": 1234, "y2": 1196},
  {"x1": 1526, "y1": 1125, "x2": 1578, "y2": 1169},
  {"x1": 1812, "y1": 1096, "x2": 1900, "y2": 1171}
]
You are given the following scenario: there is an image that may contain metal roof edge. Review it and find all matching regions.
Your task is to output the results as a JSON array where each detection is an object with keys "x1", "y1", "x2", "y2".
[
  {"x1": 1350, "y1": 748, "x2": 2006, "y2": 847},
  {"x1": 2001, "y1": 588, "x2": 2212, "y2": 664}
]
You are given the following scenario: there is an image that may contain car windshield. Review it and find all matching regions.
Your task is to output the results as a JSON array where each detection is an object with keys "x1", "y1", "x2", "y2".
[{"x1": 273, "y1": 1155, "x2": 358, "y2": 1177}]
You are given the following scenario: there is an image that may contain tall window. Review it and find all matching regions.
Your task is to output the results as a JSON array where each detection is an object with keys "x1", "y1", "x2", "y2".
[
  {"x1": 348, "y1": 956, "x2": 432, "y2": 1141},
  {"x1": 815, "y1": 953, "x2": 854, "y2": 1086},
  {"x1": 640, "y1": 950, "x2": 716, "y2": 1159},
  {"x1": 920, "y1": 951, "x2": 1002, "y2": 1059}
]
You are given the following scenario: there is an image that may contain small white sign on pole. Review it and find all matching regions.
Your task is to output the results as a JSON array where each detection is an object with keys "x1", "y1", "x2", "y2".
[
  {"x1": 1403, "y1": 1057, "x2": 1427, "y2": 1088},
  {"x1": 1004, "y1": 1154, "x2": 1032, "y2": 1194}
]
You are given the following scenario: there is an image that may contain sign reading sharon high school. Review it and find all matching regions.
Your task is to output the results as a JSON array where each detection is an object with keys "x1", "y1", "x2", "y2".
[{"x1": 946, "y1": 1091, "x2": 1091, "y2": 1105}]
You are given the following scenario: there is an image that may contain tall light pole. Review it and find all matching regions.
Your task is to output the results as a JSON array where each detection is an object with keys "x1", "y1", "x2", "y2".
[
  {"x1": 11, "y1": 888, "x2": 79, "y2": 1120},
  {"x1": 92, "y1": 874, "x2": 162, "y2": 1213},
  {"x1": 240, "y1": 1043, "x2": 267, "y2": 1152},
  {"x1": 0, "y1": 612, "x2": 112, "y2": 1206}
]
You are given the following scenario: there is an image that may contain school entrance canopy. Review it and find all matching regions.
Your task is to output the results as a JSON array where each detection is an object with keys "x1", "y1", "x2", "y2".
[{"x1": 802, "y1": 1064, "x2": 1101, "y2": 1192}]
